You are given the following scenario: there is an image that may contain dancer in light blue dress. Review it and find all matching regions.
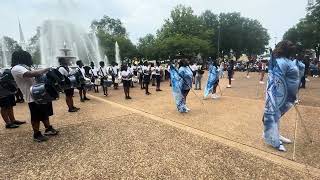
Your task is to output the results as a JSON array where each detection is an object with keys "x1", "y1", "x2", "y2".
[
  {"x1": 263, "y1": 41, "x2": 305, "y2": 152},
  {"x1": 204, "y1": 60, "x2": 220, "y2": 99},
  {"x1": 170, "y1": 59, "x2": 193, "y2": 113}
]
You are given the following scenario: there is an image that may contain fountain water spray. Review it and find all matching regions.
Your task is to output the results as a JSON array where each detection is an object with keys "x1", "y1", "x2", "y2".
[
  {"x1": 1, "y1": 38, "x2": 9, "y2": 68},
  {"x1": 115, "y1": 41, "x2": 121, "y2": 65},
  {"x1": 39, "y1": 20, "x2": 102, "y2": 67}
]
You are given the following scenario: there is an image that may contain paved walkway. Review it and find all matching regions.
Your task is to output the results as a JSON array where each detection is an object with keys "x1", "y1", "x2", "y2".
[{"x1": 0, "y1": 72, "x2": 319, "y2": 179}]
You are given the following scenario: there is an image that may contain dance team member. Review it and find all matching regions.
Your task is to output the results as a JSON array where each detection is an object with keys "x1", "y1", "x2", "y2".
[
  {"x1": 58, "y1": 57, "x2": 80, "y2": 113},
  {"x1": 179, "y1": 59, "x2": 193, "y2": 112},
  {"x1": 263, "y1": 41, "x2": 305, "y2": 152},
  {"x1": 204, "y1": 60, "x2": 220, "y2": 99},
  {"x1": 76, "y1": 60, "x2": 90, "y2": 102},
  {"x1": 11, "y1": 50, "x2": 58, "y2": 142}
]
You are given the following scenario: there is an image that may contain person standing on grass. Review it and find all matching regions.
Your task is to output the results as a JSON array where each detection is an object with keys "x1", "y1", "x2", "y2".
[
  {"x1": 58, "y1": 57, "x2": 80, "y2": 113},
  {"x1": 11, "y1": 50, "x2": 58, "y2": 142},
  {"x1": 76, "y1": 60, "x2": 90, "y2": 102}
]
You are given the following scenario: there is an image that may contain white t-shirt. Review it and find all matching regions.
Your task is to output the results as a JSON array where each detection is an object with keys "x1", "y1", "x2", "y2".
[
  {"x1": 89, "y1": 67, "x2": 98, "y2": 77},
  {"x1": 142, "y1": 66, "x2": 150, "y2": 75},
  {"x1": 121, "y1": 70, "x2": 131, "y2": 81},
  {"x1": 111, "y1": 66, "x2": 119, "y2": 75},
  {"x1": 155, "y1": 66, "x2": 162, "y2": 75},
  {"x1": 191, "y1": 64, "x2": 197, "y2": 71},
  {"x1": 78, "y1": 66, "x2": 85, "y2": 77},
  {"x1": 151, "y1": 67, "x2": 156, "y2": 75},
  {"x1": 58, "y1": 66, "x2": 69, "y2": 76},
  {"x1": 11, "y1": 65, "x2": 35, "y2": 103},
  {"x1": 98, "y1": 66, "x2": 108, "y2": 77}
]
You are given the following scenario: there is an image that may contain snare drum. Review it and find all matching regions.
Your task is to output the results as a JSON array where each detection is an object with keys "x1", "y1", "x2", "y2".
[
  {"x1": 95, "y1": 78, "x2": 101, "y2": 86},
  {"x1": 103, "y1": 79, "x2": 113, "y2": 87}
]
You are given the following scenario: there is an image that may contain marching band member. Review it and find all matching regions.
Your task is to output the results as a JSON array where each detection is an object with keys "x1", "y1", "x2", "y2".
[
  {"x1": 151, "y1": 63, "x2": 156, "y2": 86},
  {"x1": 0, "y1": 68, "x2": 26, "y2": 129},
  {"x1": 138, "y1": 62, "x2": 144, "y2": 89},
  {"x1": 227, "y1": 60, "x2": 234, "y2": 88},
  {"x1": 142, "y1": 61, "x2": 151, "y2": 95},
  {"x1": 76, "y1": 60, "x2": 90, "y2": 102},
  {"x1": 97, "y1": 61, "x2": 109, "y2": 96},
  {"x1": 110, "y1": 62, "x2": 119, "y2": 89},
  {"x1": 89, "y1": 62, "x2": 99, "y2": 93},
  {"x1": 11, "y1": 50, "x2": 58, "y2": 142},
  {"x1": 155, "y1": 62, "x2": 162, "y2": 91},
  {"x1": 121, "y1": 64, "x2": 132, "y2": 99},
  {"x1": 58, "y1": 57, "x2": 80, "y2": 113},
  {"x1": 263, "y1": 41, "x2": 304, "y2": 152}
]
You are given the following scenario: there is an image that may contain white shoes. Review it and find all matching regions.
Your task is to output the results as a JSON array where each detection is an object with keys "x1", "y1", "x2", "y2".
[
  {"x1": 246, "y1": 76, "x2": 250, "y2": 79},
  {"x1": 211, "y1": 94, "x2": 220, "y2": 99},
  {"x1": 278, "y1": 144, "x2": 287, "y2": 152},
  {"x1": 231, "y1": 78, "x2": 235, "y2": 81},
  {"x1": 227, "y1": 85, "x2": 232, "y2": 88},
  {"x1": 259, "y1": 81, "x2": 265, "y2": 84},
  {"x1": 280, "y1": 135, "x2": 292, "y2": 144},
  {"x1": 185, "y1": 106, "x2": 191, "y2": 112}
]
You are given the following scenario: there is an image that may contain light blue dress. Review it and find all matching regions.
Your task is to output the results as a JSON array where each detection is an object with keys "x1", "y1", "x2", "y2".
[
  {"x1": 169, "y1": 65, "x2": 193, "y2": 113},
  {"x1": 204, "y1": 63, "x2": 220, "y2": 97},
  {"x1": 263, "y1": 56, "x2": 305, "y2": 148}
]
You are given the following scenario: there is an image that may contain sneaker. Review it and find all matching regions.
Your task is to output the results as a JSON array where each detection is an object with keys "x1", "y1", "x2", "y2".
[
  {"x1": 80, "y1": 99, "x2": 85, "y2": 102},
  {"x1": 278, "y1": 144, "x2": 287, "y2": 152},
  {"x1": 33, "y1": 132, "x2": 49, "y2": 142},
  {"x1": 186, "y1": 106, "x2": 191, "y2": 111},
  {"x1": 227, "y1": 85, "x2": 231, "y2": 88},
  {"x1": 279, "y1": 135, "x2": 292, "y2": 144},
  {"x1": 127, "y1": 96, "x2": 132, "y2": 99},
  {"x1": 246, "y1": 76, "x2": 250, "y2": 79},
  {"x1": 259, "y1": 81, "x2": 265, "y2": 84},
  {"x1": 211, "y1": 94, "x2": 220, "y2": 99},
  {"x1": 84, "y1": 97, "x2": 90, "y2": 101},
  {"x1": 231, "y1": 78, "x2": 235, "y2": 81},
  {"x1": 5, "y1": 123, "x2": 19, "y2": 129},
  {"x1": 13, "y1": 120, "x2": 26, "y2": 125},
  {"x1": 146, "y1": 92, "x2": 151, "y2": 95},
  {"x1": 44, "y1": 126, "x2": 59, "y2": 136}
]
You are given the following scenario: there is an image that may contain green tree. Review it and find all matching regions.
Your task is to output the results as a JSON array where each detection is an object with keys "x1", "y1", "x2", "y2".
[
  {"x1": 283, "y1": 0, "x2": 320, "y2": 56},
  {"x1": 137, "y1": 34, "x2": 157, "y2": 59},
  {"x1": 92, "y1": 16, "x2": 137, "y2": 63}
]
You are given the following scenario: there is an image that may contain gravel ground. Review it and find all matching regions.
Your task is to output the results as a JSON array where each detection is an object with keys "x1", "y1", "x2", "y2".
[
  {"x1": 0, "y1": 114, "x2": 311, "y2": 179},
  {"x1": 0, "y1": 72, "x2": 319, "y2": 179}
]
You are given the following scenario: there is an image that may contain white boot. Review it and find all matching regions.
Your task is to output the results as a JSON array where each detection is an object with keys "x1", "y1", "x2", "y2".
[{"x1": 280, "y1": 135, "x2": 292, "y2": 144}]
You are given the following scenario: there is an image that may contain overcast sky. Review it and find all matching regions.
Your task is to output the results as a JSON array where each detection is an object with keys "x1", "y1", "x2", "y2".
[{"x1": 0, "y1": 0, "x2": 308, "y2": 45}]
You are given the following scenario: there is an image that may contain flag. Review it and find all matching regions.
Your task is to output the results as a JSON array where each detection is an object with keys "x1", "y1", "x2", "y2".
[
  {"x1": 204, "y1": 63, "x2": 219, "y2": 98},
  {"x1": 169, "y1": 65, "x2": 187, "y2": 113}
]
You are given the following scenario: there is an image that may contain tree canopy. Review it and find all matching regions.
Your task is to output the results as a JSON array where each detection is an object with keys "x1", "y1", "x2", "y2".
[
  {"x1": 137, "y1": 5, "x2": 270, "y2": 61},
  {"x1": 283, "y1": 0, "x2": 320, "y2": 56}
]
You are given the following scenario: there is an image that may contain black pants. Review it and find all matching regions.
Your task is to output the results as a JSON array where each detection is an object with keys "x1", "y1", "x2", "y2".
[
  {"x1": 156, "y1": 75, "x2": 161, "y2": 89},
  {"x1": 301, "y1": 76, "x2": 306, "y2": 88}
]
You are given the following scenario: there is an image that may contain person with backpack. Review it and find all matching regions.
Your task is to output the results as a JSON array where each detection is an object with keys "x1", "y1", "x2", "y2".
[{"x1": 58, "y1": 57, "x2": 80, "y2": 113}]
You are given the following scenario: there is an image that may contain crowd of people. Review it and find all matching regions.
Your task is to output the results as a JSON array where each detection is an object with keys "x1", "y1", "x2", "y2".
[{"x1": 0, "y1": 40, "x2": 318, "y2": 152}]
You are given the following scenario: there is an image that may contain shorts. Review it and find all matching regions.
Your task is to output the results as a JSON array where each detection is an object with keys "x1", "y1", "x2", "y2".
[
  {"x1": 64, "y1": 88, "x2": 74, "y2": 97},
  {"x1": 123, "y1": 80, "x2": 131, "y2": 87},
  {"x1": 0, "y1": 95, "x2": 16, "y2": 108},
  {"x1": 28, "y1": 102, "x2": 53, "y2": 122},
  {"x1": 77, "y1": 84, "x2": 85, "y2": 90},
  {"x1": 143, "y1": 75, "x2": 150, "y2": 84}
]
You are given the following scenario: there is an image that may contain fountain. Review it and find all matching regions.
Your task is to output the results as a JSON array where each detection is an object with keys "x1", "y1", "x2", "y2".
[
  {"x1": 56, "y1": 42, "x2": 77, "y2": 64},
  {"x1": 115, "y1": 41, "x2": 121, "y2": 65},
  {"x1": 39, "y1": 20, "x2": 102, "y2": 67}
]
